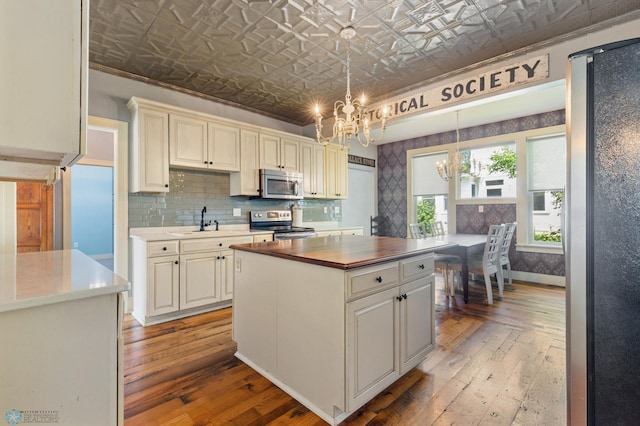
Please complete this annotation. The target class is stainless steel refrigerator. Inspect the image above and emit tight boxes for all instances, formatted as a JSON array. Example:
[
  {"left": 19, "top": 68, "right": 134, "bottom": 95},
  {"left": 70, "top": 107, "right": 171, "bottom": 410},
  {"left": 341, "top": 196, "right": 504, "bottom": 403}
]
[{"left": 566, "top": 38, "right": 640, "bottom": 425}]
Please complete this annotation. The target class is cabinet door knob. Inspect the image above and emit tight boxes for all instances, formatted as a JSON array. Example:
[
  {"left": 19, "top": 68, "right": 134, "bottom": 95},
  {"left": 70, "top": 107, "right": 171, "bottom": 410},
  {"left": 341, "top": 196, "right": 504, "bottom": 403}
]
[
  {"left": 209, "top": 161, "right": 213, "bottom": 165},
  {"left": 219, "top": 243, "right": 223, "bottom": 247},
  {"left": 217, "top": 256, "right": 220, "bottom": 259},
  {"left": 174, "top": 260, "right": 178, "bottom": 265},
  {"left": 375, "top": 276, "right": 382, "bottom": 283},
  {"left": 402, "top": 293, "right": 408, "bottom": 299},
  {"left": 221, "top": 256, "right": 225, "bottom": 259},
  {"left": 164, "top": 184, "right": 169, "bottom": 188},
  {"left": 396, "top": 295, "right": 403, "bottom": 302},
  {"left": 163, "top": 247, "right": 167, "bottom": 251},
  {"left": 418, "top": 264, "right": 425, "bottom": 269},
  {"left": 204, "top": 161, "right": 208, "bottom": 164}
]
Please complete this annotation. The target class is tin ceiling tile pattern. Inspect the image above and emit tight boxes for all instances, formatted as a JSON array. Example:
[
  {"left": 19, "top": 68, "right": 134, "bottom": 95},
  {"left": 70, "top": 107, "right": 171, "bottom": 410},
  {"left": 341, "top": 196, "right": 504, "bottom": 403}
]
[{"left": 89, "top": 0, "right": 640, "bottom": 125}]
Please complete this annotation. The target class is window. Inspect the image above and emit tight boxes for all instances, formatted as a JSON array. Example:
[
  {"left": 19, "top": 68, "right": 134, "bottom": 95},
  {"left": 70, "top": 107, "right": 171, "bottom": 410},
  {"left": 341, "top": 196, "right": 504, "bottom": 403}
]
[
  {"left": 526, "top": 133, "right": 566, "bottom": 246},
  {"left": 410, "top": 153, "right": 450, "bottom": 233},
  {"left": 407, "top": 124, "right": 565, "bottom": 255},
  {"left": 457, "top": 143, "right": 516, "bottom": 199}
]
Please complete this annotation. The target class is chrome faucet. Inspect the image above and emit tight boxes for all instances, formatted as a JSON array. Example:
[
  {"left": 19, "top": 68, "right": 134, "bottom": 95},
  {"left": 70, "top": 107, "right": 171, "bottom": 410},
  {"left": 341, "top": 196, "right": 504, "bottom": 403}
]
[{"left": 200, "top": 206, "right": 207, "bottom": 231}]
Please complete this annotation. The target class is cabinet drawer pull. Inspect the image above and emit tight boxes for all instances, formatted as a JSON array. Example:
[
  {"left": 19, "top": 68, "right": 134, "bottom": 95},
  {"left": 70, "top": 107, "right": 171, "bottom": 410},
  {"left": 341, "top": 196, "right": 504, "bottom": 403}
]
[
  {"left": 418, "top": 264, "right": 425, "bottom": 269},
  {"left": 375, "top": 276, "right": 382, "bottom": 283}
]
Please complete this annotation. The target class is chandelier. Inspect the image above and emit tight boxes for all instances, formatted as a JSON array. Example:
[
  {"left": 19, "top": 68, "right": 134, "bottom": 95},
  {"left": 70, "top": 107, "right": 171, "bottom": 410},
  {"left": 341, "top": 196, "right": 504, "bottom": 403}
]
[
  {"left": 436, "top": 110, "right": 462, "bottom": 181},
  {"left": 314, "top": 27, "right": 388, "bottom": 150}
]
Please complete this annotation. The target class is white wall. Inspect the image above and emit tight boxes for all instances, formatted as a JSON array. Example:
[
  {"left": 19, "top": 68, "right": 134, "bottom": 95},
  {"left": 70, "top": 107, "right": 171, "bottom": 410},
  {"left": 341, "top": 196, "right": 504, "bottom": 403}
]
[{"left": 0, "top": 182, "right": 16, "bottom": 254}]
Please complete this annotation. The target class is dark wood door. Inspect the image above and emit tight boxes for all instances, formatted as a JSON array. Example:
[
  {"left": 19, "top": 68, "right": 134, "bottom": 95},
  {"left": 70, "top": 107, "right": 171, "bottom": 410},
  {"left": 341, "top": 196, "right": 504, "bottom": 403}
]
[{"left": 16, "top": 182, "right": 53, "bottom": 252}]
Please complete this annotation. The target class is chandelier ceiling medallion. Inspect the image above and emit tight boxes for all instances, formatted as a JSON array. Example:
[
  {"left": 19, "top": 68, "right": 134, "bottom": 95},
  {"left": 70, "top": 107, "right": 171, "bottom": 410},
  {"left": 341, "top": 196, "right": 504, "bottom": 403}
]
[
  {"left": 314, "top": 27, "right": 389, "bottom": 150},
  {"left": 436, "top": 110, "right": 462, "bottom": 181}
]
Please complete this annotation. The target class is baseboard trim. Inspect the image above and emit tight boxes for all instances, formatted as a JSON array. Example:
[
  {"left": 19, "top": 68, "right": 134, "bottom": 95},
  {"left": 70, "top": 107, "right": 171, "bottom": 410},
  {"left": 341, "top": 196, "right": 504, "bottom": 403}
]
[{"left": 512, "top": 271, "right": 565, "bottom": 287}]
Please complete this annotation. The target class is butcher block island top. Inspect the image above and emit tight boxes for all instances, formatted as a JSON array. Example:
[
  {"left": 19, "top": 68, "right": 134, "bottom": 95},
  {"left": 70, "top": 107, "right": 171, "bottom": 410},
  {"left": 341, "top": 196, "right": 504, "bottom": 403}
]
[
  {"left": 230, "top": 234, "right": 455, "bottom": 270},
  {"left": 232, "top": 235, "right": 447, "bottom": 425}
]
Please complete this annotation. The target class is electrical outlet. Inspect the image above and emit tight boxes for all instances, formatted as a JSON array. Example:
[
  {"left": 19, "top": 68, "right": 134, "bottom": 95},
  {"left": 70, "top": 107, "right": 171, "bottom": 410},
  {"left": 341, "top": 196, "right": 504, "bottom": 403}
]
[
  {"left": 233, "top": 208, "right": 241, "bottom": 217},
  {"left": 478, "top": 205, "right": 484, "bottom": 213},
  {"left": 324, "top": 207, "right": 328, "bottom": 213},
  {"left": 73, "top": 242, "right": 78, "bottom": 248},
  {"left": 235, "top": 257, "right": 241, "bottom": 272},
  {"left": 335, "top": 206, "right": 340, "bottom": 214}
]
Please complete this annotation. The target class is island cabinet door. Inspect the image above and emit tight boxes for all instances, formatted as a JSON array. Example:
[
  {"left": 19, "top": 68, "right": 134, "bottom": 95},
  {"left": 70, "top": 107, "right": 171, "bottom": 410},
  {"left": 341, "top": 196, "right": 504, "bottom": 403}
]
[
  {"left": 346, "top": 287, "right": 400, "bottom": 412},
  {"left": 179, "top": 252, "right": 219, "bottom": 310},
  {"left": 147, "top": 255, "right": 180, "bottom": 316},
  {"left": 399, "top": 275, "right": 435, "bottom": 374}
]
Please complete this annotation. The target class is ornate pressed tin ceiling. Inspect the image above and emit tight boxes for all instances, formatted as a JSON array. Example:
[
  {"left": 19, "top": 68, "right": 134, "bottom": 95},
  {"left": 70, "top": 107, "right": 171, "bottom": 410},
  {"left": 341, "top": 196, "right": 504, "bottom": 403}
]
[{"left": 89, "top": 0, "right": 640, "bottom": 125}]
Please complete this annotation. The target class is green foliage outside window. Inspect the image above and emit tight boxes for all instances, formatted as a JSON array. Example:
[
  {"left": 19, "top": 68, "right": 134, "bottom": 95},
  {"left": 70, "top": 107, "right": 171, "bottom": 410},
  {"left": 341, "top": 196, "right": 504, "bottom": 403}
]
[
  {"left": 416, "top": 198, "right": 436, "bottom": 234},
  {"left": 534, "top": 227, "right": 562, "bottom": 242},
  {"left": 487, "top": 146, "right": 517, "bottom": 179}
]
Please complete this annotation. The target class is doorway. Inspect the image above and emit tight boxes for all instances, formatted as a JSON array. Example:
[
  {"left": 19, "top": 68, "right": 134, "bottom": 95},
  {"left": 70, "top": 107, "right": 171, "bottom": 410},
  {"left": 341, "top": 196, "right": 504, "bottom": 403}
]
[
  {"left": 342, "top": 165, "right": 376, "bottom": 235},
  {"left": 62, "top": 116, "right": 128, "bottom": 280}
]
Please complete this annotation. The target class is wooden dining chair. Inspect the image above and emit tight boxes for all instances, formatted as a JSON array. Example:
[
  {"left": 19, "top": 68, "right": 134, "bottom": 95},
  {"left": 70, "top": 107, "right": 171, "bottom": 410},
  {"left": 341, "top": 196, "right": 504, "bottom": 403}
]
[
  {"left": 500, "top": 222, "right": 517, "bottom": 286},
  {"left": 469, "top": 224, "right": 506, "bottom": 305}
]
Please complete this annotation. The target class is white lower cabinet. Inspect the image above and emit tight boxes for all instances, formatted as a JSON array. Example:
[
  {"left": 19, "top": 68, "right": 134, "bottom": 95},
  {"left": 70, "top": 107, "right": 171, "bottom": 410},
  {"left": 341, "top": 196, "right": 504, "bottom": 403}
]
[
  {"left": 147, "top": 254, "right": 180, "bottom": 316},
  {"left": 132, "top": 235, "right": 251, "bottom": 325},
  {"left": 233, "top": 251, "right": 435, "bottom": 424}
]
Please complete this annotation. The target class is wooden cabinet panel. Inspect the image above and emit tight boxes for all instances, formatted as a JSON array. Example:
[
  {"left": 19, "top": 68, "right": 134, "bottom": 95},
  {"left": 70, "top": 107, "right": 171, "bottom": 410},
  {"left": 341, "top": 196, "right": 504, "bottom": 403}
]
[
  {"left": 230, "top": 129, "right": 260, "bottom": 196},
  {"left": 147, "top": 255, "right": 180, "bottom": 316},
  {"left": 16, "top": 183, "right": 53, "bottom": 253},
  {"left": 180, "top": 253, "right": 219, "bottom": 309},
  {"left": 399, "top": 276, "right": 435, "bottom": 374}
]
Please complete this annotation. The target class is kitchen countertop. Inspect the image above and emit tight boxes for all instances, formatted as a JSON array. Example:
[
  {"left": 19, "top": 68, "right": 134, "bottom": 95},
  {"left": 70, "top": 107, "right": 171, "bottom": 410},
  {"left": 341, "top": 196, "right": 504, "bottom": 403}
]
[
  {"left": 230, "top": 234, "right": 456, "bottom": 270},
  {"left": 0, "top": 249, "right": 130, "bottom": 313},
  {"left": 130, "top": 226, "right": 272, "bottom": 242}
]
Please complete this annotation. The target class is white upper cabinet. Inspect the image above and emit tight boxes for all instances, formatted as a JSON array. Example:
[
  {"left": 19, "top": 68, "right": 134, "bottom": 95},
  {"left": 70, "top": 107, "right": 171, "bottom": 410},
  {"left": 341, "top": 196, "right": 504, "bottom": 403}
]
[
  {"left": 260, "top": 133, "right": 300, "bottom": 172},
  {"left": 0, "top": 0, "right": 87, "bottom": 177},
  {"left": 169, "top": 114, "right": 208, "bottom": 169},
  {"left": 230, "top": 129, "right": 261, "bottom": 196},
  {"left": 128, "top": 98, "right": 170, "bottom": 193},
  {"left": 207, "top": 122, "right": 240, "bottom": 172},
  {"left": 169, "top": 114, "right": 240, "bottom": 172},
  {"left": 299, "top": 142, "right": 326, "bottom": 198},
  {"left": 325, "top": 144, "right": 349, "bottom": 199}
]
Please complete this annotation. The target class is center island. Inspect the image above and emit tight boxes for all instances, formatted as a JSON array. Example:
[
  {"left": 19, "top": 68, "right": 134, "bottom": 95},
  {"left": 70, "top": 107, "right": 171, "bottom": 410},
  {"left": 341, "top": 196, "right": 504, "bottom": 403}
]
[{"left": 231, "top": 235, "right": 455, "bottom": 425}]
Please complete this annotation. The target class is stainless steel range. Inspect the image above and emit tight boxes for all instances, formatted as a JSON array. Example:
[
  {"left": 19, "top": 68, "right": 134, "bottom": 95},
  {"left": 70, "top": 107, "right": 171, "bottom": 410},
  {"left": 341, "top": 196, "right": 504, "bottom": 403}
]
[{"left": 250, "top": 210, "right": 316, "bottom": 240}]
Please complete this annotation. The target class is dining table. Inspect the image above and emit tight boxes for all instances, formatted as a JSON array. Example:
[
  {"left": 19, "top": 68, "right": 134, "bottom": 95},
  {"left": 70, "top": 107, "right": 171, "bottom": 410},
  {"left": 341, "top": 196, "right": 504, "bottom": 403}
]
[{"left": 431, "top": 233, "right": 488, "bottom": 303}]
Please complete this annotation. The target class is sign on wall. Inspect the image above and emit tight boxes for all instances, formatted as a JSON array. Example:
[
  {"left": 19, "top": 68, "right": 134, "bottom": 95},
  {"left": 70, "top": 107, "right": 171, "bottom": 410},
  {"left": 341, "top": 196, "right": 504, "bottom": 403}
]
[{"left": 366, "top": 54, "right": 549, "bottom": 124}]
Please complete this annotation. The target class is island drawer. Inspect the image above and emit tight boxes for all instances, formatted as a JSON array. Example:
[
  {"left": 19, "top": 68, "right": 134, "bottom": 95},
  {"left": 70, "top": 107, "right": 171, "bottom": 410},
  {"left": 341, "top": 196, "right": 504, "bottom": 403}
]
[
  {"left": 400, "top": 253, "right": 434, "bottom": 281},
  {"left": 347, "top": 263, "right": 399, "bottom": 300},
  {"left": 181, "top": 235, "right": 253, "bottom": 253},
  {"left": 148, "top": 240, "right": 179, "bottom": 257}
]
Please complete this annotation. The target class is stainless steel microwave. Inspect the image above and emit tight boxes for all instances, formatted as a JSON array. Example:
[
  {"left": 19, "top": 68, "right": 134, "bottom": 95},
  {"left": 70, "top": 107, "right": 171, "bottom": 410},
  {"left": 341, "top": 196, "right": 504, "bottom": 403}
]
[{"left": 259, "top": 169, "right": 304, "bottom": 200}]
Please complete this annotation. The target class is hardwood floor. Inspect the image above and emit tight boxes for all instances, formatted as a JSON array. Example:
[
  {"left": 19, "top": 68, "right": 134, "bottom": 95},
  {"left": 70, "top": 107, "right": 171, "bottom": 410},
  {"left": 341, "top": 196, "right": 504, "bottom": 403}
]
[{"left": 123, "top": 277, "right": 566, "bottom": 425}]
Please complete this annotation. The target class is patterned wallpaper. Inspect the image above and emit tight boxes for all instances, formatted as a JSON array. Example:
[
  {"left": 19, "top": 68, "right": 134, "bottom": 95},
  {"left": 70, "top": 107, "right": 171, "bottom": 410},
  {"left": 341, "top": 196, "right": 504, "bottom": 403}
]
[{"left": 377, "top": 110, "right": 566, "bottom": 276}]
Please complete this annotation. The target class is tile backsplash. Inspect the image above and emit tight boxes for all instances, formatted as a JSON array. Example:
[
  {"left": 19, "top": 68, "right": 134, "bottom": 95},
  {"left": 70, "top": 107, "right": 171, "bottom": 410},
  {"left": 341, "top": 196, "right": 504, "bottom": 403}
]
[{"left": 128, "top": 169, "right": 341, "bottom": 228}]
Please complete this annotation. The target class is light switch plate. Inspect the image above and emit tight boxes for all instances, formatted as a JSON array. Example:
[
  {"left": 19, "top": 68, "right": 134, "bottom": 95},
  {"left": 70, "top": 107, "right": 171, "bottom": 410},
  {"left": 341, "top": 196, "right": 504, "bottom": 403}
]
[{"left": 478, "top": 205, "right": 484, "bottom": 213}]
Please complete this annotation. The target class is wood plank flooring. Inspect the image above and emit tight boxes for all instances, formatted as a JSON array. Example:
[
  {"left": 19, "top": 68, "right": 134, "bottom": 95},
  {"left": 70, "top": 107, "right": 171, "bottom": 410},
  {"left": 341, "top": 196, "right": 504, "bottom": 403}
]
[{"left": 123, "top": 276, "right": 566, "bottom": 425}]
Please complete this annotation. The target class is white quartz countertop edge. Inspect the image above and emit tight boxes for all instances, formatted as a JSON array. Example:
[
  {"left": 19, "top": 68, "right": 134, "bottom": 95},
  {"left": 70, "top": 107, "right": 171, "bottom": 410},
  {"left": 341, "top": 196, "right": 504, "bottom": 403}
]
[
  {"left": 0, "top": 282, "right": 130, "bottom": 313},
  {"left": 0, "top": 250, "right": 130, "bottom": 313},
  {"left": 130, "top": 225, "right": 272, "bottom": 242}
]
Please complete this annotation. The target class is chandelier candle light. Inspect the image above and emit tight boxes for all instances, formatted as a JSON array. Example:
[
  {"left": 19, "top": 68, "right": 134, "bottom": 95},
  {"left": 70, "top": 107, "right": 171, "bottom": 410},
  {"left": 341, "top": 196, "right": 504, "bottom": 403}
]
[
  {"left": 314, "top": 27, "right": 389, "bottom": 150},
  {"left": 436, "top": 110, "right": 462, "bottom": 181}
]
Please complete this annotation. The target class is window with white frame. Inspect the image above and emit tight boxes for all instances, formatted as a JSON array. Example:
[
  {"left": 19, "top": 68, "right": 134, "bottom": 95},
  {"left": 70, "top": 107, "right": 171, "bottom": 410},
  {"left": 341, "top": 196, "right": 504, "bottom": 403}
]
[
  {"left": 406, "top": 124, "right": 566, "bottom": 255},
  {"left": 457, "top": 143, "right": 517, "bottom": 199},
  {"left": 526, "top": 133, "right": 566, "bottom": 246},
  {"left": 411, "top": 152, "right": 450, "bottom": 234}
]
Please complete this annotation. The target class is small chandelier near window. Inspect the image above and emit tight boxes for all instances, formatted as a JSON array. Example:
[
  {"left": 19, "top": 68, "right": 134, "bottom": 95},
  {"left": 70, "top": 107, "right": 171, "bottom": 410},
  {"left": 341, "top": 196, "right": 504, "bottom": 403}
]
[
  {"left": 436, "top": 110, "right": 462, "bottom": 181},
  {"left": 314, "top": 27, "right": 389, "bottom": 150}
]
